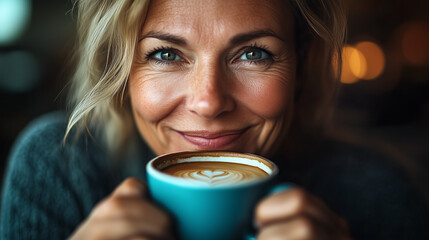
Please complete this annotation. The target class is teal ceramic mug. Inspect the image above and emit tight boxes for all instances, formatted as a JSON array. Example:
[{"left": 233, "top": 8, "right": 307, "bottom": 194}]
[{"left": 146, "top": 151, "right": 279, "bottom": 240}]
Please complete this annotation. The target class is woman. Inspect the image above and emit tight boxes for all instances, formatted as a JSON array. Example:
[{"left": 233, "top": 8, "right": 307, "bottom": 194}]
[{"left": 1, "top": 0, "right": 427, "bottom": 239}]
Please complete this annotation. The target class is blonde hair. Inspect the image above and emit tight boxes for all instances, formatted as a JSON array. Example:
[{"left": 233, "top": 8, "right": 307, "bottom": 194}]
[
  {"left": 65, "top": 0, "right": 149, "bottom": 152},
  {"left": 65, "top": 0, "right": 346, "bottom": 154}
]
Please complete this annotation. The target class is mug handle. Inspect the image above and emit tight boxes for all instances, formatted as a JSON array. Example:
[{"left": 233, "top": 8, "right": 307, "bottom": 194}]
[{"left": 243, "top": 183, "right": 295, "bottom": 240}]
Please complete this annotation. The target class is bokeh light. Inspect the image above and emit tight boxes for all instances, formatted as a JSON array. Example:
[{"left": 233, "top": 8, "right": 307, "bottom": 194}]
[
  {"left": 0, "top": 0, "right": 32, "bottom": 45},
  {"left": 340, "top": 46, "right": 365, "bottom": 84},
  {"left": 0, "top": 51, "right": 41, "bottom": 93},
  {"left": 355, "top": 41, "right": 386, "bottom": 80},
  {"left": 399, "top": 21, "right": 429, "bottom": 66},
  {"left": 339, "top": 42, "right": 386, "bottom": 84}
]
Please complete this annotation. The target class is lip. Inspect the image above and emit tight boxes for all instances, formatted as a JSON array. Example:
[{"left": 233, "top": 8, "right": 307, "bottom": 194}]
[{"left": 176, "top": 128, "right": 249, "bottom": 149}]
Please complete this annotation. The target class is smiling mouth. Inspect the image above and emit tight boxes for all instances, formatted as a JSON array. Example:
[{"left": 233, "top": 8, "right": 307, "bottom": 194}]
[{"left": 176, "top": 128, "right": 249, "bottom": 149}]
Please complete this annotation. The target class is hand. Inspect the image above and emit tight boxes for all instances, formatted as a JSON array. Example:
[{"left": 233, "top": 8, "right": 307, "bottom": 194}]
[
  {"left": 254, "top": 187, "right": 351, "bottom": 240},
  {"left": 69, "top": 178, "right": 173, "bottom": 240}
]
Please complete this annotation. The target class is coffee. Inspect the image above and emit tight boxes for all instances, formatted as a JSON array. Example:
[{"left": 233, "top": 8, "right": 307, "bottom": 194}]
[
  {"left": 152, "top": 151, "right": 274, "bottom": 186},
  {"left": 163, "top": 161, "right": 268, "bottom": 185},
  {"left": 147, "top": 151, "right": 278, "bottom": 240}
]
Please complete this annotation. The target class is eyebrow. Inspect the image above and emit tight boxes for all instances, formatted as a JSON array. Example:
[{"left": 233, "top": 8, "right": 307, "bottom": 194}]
[
  {"left": 229, "top": 29, "right": 285, "bottom": 45},
  {"left": 139, "top": 29, "right": 284, "bottom": 45},
  {"left": 139, "top": 31, "right": 188, "bottom": 45}
]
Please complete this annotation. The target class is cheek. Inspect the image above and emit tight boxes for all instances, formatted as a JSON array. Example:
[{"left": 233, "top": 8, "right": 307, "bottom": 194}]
[
  {"left": 128, "top": 69, "right": 185, "bottom": 122},
  {"left": 236, "top": 70, "right": 294, "bottom": 119}
]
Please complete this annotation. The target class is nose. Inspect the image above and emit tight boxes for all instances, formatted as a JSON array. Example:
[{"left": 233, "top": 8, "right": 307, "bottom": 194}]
[{"left": 186, "top": 60, "right": 235, "bottom": 119}]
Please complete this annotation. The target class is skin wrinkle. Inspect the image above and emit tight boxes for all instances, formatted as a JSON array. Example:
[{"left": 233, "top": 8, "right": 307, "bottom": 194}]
[{"left": 128, "top": 0, "right": 296, "bottom": 155}]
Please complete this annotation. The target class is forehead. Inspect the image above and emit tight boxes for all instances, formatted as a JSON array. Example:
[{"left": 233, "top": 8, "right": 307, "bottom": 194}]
[{"left": 142, "top": 0, "right": 294, "bottom": 41}]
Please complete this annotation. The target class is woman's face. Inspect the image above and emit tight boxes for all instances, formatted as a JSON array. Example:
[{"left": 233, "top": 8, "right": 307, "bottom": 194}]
[{"left": 129, "top": 0, "right": 296, "bottom": 156}]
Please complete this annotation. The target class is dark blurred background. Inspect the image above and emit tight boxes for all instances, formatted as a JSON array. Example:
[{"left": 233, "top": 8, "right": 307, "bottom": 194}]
[
  {"left": 0, "top": 0, "right": 428, "bottom": 200},
  {"left": 0, "top": 0, "right": 75, "bottom": 178}
]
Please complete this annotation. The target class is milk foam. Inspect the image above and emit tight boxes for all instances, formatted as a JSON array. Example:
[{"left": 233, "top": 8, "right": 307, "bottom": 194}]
[
  {"left": 163, "top": 161, "right": 268, "bottom": 185},
  {"left": 178, "top": 170, "right": 244, "bottom": 184}
]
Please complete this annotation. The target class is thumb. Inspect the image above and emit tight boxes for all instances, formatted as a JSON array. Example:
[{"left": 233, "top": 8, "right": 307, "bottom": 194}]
[{"left": 111, "top": 177, "right": 147, "bottom": 198}]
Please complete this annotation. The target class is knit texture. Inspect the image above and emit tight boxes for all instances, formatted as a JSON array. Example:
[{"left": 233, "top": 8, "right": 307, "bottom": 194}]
[
  {"left": 0, "top": 112, "right": 154, "bottom": 239},
  {"left": 1, "top": 112, "right": 428, "bottom": 239}
]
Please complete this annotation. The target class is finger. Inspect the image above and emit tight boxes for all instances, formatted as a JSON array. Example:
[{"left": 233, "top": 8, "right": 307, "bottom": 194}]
[
  {"left": 80, "top": 217, "right": 173, "bottom": 240},
  {"left": 81, "top": 196, "right": 173, "bottom": 240},
  {"left": 256, "top": 187, "right": 346, "bottom": 231},
  {"left": 255, "top": 188, "right": 347, "bottom": 232},
  {"left": 93, "top": 196, "right": 171, "bottom": 226},
  {"left": 89, "top": 198, "right": 173, "bottom": 240},
  {"left": 112, "top": 177, "right": 147, "bottom": 198},
  {"left": 257, "top": 215, "right": 328, "bottom": 240},
  {"left": 257, "top": 215, "right": 352, "bottom": 240},
  {"left": 305, "top": 192, "right": 349, "bottom": 233},
  {"left": 308, "top": 195, "right": 350, "bottom": 234}
]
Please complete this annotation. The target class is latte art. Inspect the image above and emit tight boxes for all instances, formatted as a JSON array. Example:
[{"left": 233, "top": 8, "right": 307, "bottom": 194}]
[
  {"left": 176, "top": 169, "right": 248, "bottom": 185},
  {"left": 163, "top": 162, "right": 268, "bottom": 185}
]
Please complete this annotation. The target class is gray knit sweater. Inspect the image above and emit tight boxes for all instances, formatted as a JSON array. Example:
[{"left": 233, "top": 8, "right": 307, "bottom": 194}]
[
  {"left": 1, "top": 112, "right": 428, "bottom": 239},
  {"left": 0, "top": 112, "right": 155, "bottom": 239}
]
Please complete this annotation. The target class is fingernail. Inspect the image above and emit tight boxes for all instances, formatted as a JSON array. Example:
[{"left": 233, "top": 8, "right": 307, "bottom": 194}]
[{"left": 269, "top": 183, "right": 294, "bottom": 195}]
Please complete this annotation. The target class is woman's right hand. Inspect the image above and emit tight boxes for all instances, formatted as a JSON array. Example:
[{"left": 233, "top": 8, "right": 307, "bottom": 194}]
[{"left": 69, "top": 177, "right": 173, "bottom": 240}]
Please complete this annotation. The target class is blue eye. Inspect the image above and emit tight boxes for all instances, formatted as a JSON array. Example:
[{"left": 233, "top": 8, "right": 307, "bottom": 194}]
[
  {"left": 153, "top": 50, "right": 181, "bottom": 61},
  {"left": 239, "top": 49, "right": 268, "bottom": 60}
]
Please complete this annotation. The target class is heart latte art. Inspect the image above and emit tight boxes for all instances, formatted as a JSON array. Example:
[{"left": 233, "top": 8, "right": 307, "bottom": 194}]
[{"left": 162, "top": 162, "right": 269, "bottom": 185}]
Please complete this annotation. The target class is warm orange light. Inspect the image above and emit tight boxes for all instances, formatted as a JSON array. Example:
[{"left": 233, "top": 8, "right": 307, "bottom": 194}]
[
  {"left": 401, "top": 21, "right": 429, "bottom": 66},
  {"left": 355, "top": 41, "right": 385, "bottom": 80},
  {"left": 348, "top": 47, "right": 367, "bottom": 79},
  {"left": 340, "top": 46, "right": 365, "bottom": 84}
]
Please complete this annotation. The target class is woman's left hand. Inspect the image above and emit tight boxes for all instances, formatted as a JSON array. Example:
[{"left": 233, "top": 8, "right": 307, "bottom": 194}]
[{"left": 254, "top": 187, "right": 352, "bottom": 240}]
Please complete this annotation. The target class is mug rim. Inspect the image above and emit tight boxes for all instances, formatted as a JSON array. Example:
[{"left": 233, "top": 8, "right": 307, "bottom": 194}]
[{"left": 146, "top": 151, "right": 279, "bottom": 189}]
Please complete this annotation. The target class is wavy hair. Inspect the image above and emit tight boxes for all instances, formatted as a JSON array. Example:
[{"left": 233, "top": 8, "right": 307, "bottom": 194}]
[
  {"left": 65, "top": 0, "right": 346, "bottom": 154},
  {"left": 288, "top": 0, "right": 346, "bottom": 143}
]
